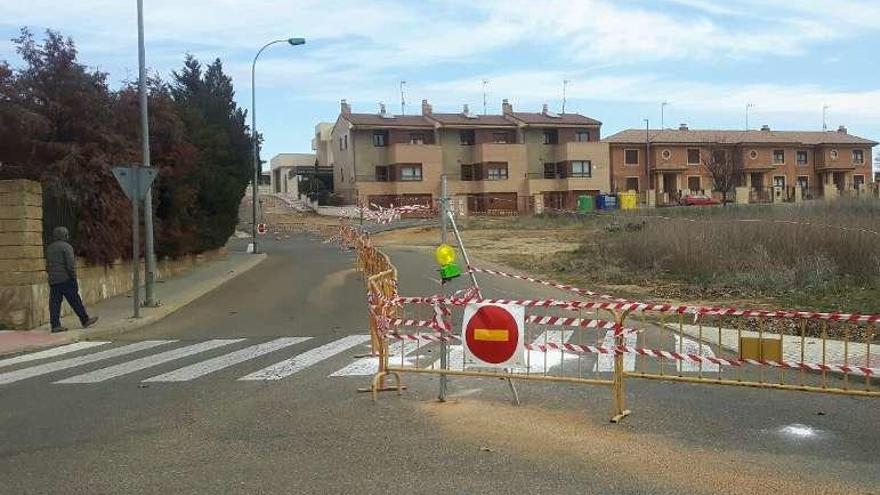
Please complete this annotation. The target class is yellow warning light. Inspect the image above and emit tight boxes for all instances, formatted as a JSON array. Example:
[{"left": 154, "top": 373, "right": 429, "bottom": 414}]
[{"left": 435, "top": 244, "right": 457, "bottom": 266}]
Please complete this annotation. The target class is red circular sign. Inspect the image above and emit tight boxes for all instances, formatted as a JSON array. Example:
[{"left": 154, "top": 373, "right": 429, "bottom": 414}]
[
  {"left": 257, "top": 223, "right": 267, "bottom": 235},
  {"left": 465, "top": 305, "right": 519, "bottom": 364}
]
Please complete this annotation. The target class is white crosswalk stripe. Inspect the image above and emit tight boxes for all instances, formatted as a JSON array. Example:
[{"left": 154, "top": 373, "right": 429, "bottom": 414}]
[
  {"left": 0, "top": 341, "right": 175, "bottom": 385},
  {"left": 329, "top": 339, "right": 421, "bottom": 377},
  {"left": 0, "top": 341, "right": 110, "bottom": 370},
  {"left": 240, "top": 335, "right": 370, "bottom": 381},
  {"left": 144, "top": 337, "right": 311, "bottom": 382},
  {"left": 595, "top": 330, "right": 638, "bottom": 372},
  {"left": 674, "top": 335, "right": 721, "bottom": 373},
  {"left": 56, "top": 339, "right": 244, "bottom": 384}
]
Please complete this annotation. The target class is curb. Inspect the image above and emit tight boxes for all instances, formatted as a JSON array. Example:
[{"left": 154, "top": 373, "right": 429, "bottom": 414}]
[{"left": 0, "top": 253, "right": 267, "bottom": 357}]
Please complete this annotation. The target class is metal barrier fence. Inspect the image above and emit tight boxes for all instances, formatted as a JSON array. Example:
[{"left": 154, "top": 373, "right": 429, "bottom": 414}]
[{"left": 331, "top": 220, "right": 879, "bottom": 422}]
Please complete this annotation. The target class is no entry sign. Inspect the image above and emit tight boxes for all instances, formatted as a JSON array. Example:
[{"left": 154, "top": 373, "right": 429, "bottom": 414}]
[
  {"left": 462, "top": 303, "right": 525, "bottom": 368},
  {"left": 257, "top": 223, "right": 268, "bottom": 235}
]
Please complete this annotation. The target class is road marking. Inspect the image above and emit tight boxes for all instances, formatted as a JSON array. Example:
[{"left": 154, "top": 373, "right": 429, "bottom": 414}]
[
  {"left": 239, "top": 335, "right": 370, "bottom": 381},
  {"left": 143, "top": 337, "right": 311, "bottom": 382},
  {"left": 0, "top": 341, "right": 110, "bottom": 370},
  {"left": 329, "top": 339, "right": 422, "bottom": 376},
  {"left": 595, "top": 330, "right": 638, "bottom": 372},
  {"left": 674, "top": 335, "right": 721, "bottom": 373},
  {"left": 55, "top": 339, "right": 244, "bottom": 384},
  {"left": 0, "top": 341, "right": 174, "bottom": 385},
  {"left": 510, "top": 329, "right": 575, "bottom": 373}
]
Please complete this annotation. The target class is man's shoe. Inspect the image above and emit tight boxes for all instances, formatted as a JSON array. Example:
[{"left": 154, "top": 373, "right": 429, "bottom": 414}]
[
  {"left": 82, "top": 317, "right": 99, "bottom": 329},
  {"left": 51, "top": 326, "right": 68, "bottom": 333}
]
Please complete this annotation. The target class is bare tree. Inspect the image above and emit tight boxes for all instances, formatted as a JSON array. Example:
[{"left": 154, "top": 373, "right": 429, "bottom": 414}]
[{"left": 703, "top": 142, "right": 743, "bottom": 206}]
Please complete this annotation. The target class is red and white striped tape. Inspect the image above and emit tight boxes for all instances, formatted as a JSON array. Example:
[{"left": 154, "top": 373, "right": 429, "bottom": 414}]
[{"left": 469, "top": 267, "right": 627, "bottom": 302}]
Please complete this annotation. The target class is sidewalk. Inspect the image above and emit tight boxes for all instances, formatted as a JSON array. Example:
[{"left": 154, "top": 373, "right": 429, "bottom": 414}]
[{"left": 0, "top": 252, "right": 266, "bottom": 357}]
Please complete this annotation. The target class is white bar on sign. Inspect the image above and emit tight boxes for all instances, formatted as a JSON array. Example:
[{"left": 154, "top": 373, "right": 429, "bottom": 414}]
[
  {"left": 143, "top": 337, "right": 311, "bottom": 382},
  {"left": 0, "top": 341, "right": 175, "bottom": 385},
  {"left": 55, "top": 339, "right": 244, "bottom": 384},
  {"left": 0, "top": 341, "right": 110, "bottom": 370},
  {"left": 240, "top": 335, "right": 370, "bottom": 381}
]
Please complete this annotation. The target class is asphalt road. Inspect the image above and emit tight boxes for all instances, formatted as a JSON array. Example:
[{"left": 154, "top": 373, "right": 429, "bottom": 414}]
[{"left": 1, "top": 233, "right": 878, "bottom": 494}]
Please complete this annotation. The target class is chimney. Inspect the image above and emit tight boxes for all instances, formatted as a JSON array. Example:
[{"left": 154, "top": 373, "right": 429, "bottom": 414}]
[
  {"left": 761, "top": 124, "right": 771, "bottom": 131},
  {"left": 838, "top": 125, "right": 848, "bottom": 134},
  {"left": 541, "top": 103, "right": 549, "bottom": 115},
  {"left": 340, "top": 99, "right": 351, "bottom": 115},
  {"left": 462, "top": 104, "right": 470, "bottom": 115},
  {"left": 378, "top": 102, "right": 387, "bottom": 115},
  {"left": 678, "top": 123, "right": 688, "bottom": 131},
  {"left": 502, "top": 98, "right": 513, "bottom": 114},
  {"left": 421, "top": 99, "right": 432, "bottom": 115}
]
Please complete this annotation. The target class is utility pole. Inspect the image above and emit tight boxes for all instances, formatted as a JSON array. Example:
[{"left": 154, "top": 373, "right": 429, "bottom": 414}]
[
  {"left": 400, "top": 80, "right": 406, "bottom": 115},
  {"left": 822, "top": 104, "right": 829, "bottom": 131},
  {"left": 661, "top": 101, "right": 669, "bottom": 129},
  {"left": 482, "top": 79, "right": 489, "bottom": 115},
  {"left": 644, "top": 118, "right": 650, "bottom": 188},
  {"left": 562, "top": 79, "right": 570, "bottom": 114},
  {"left": 745, "top": 103, "right": 754, "bottom": 130},
  {"left": 137, "top": 0, "right": 157, "bottom": 307}
]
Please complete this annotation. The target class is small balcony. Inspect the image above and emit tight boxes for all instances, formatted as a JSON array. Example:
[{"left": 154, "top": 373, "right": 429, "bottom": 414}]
[{"left": 475, "top": 143, "right": 527, "bottom": 164}]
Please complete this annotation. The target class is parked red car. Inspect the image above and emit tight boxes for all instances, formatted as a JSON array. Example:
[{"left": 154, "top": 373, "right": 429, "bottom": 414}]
[{"left": 679, "top": 194, "right": 719, "bottom": 206}]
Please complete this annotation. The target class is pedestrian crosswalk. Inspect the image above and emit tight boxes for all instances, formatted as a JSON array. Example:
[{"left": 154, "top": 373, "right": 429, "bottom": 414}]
[{"left": 0, "top": 330, "right": 724, "bottom": 387}]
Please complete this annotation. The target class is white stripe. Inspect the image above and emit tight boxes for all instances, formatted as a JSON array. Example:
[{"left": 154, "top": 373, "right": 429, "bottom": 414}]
[
  {"left": 143, "top": 337, "right": 311, "bottom": 382},
  {"left": 675, "top": 335, "right": 720, "bottom": 372},
  {"left": 0, "top": 341, "right": 174, "bottom": 385},
  {"left": 329, "top": 339, "right": 421, "bottom": 377},
  {"left": 511, "top": 329, "right": 575, "bottom": 372},
  {"left": 56, "top": 339, "right": 244, "bottom": 384},
  {"left": 595, "top": 330, "right": 637, "bottom": 372},
  {"left": 0, "top": 341, "right": 110, "bottom": 370},
  {"left": 240, "top": 335, "right": 370, "bottom": 381}
]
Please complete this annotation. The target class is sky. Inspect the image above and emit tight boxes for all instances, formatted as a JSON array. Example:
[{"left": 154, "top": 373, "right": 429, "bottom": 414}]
[{"left": 2, "top": 0, "right": 880, "bottom": 169}]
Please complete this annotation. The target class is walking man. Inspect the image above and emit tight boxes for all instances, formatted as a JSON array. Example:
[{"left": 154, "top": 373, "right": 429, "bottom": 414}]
[{"left": 45, "top": 226, "right": 98, "bottom": 333}]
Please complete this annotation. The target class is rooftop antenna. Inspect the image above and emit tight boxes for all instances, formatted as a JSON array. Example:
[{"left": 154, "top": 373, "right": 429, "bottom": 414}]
[
  {"left": 400, "top": 80, "right": 407, "bottom": 115},
  {"left": 745, "top": 103, "right": 755, "bottom": 130},
  {"left": 822, "top": 104, "right": 829, "bottom": 131},
  {"left": 562, "top": 79, "right": 570, "bottom": 114},
  {"left": 660, "top": 101, "right": 669, "bottom": 129},
  {"left": 482, "top": 79, "right": 489, "bottom": 115}
]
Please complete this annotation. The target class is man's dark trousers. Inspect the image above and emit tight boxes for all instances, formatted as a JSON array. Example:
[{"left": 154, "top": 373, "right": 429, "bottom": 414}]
[{"left": 49, "top": 278, "right": 89, "bottom": 329}]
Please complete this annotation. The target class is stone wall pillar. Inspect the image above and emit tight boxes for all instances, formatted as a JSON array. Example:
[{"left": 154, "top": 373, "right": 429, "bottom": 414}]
[
  {"left": 794, "top": 186, "right": 803, "bottom": 203},
  {"left": 0, "top": 180, "right": 46, "bottom": 329},
  {"left": 532, "top": 193, "right": 544, "bottom": 215},
  {"left": 646, "top": 189, "right": 657, "bottom": 208},
  {"left": 734, "top": 186, "right": 750, "bottom": 205}
]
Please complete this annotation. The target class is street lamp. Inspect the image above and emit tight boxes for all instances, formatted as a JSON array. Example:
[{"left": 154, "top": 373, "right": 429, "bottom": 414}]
[{"left": 250, "top": 37, "right": 305, "bottom": 254}]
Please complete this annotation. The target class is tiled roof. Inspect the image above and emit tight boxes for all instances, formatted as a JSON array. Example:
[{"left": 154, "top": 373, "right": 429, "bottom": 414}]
[
  {"left": 603, "top": 129, "right": 878, "bottom": 146},
  {"left": 341, "top": 113, "right": 434, "bottom": 128},
  {"left": 507, "top": 112, "right": 601, "bottom": 126},
  {"left": 427, "top": 113, "right": 516, "bottom": 127}
]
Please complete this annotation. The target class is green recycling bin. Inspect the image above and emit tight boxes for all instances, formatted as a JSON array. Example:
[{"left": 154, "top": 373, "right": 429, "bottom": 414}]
[{"left": 577, "top": 195, "right": 595, "bottom": 213}]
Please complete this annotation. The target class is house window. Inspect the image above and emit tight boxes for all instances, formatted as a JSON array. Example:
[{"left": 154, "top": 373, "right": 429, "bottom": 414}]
[
  {"left": 372, "top": 131, "right": 387, "bottom": 147},
  {"left": 459, "top": 130, "right": 475, "bottom": 146},
  {"left": 687, "top": 176, "right": 701, "bottom": 192},
  {"left": 796, "top": 150, "right": 808, "bottom": 165},
  {"left": 375, "top": 165, "right": 389, "bottom": 182},
  {"left": 575, "top": 130, "right": 590, "bottom": 142},
  {"left": 492, "top": 131, "right": 510, "bottom": 144},
  {"left": 556, "top": 162, "right": 568, "bottom": 179},
  {"left": 749, "top": 150, "right": 758, "bottom": 160},
  {"left": 773, "top": 176, "right": 786, "bottom": 188},
  {"left": 399, "top": 164, "right": 422, "bottom": 181},
  {"left": 461, "top": 164, "right": 475, "bottom": 181},
  {"left": 625, "top": 177, "right": 639, "bottom": 192},
  {"left": 344, "top": 135, "right": 348, "bottom": 150},
  {"left": 624, "top": 149, "right": 639, "bottom": 165},
  {"left": 486, "top": 163, "right": 508, "bottom": 180},
  {"left": 797, "top": 176, "right": 809, "bottom": 190},
  {"left": 687, "top": 148, "right": 701, "bottom": 165},
  {"left": 661, "top": 149, "right": 671, "bottom": 160},
  {"left": 854, "top": 175, "right": 865, "bottom": 190},
  {"left": 830, "top": 149, "right": 839, "bottom": 160},
  {"left": 773, "top": 149, "right": 784, "bottom": 164},
  {"left": 542, "top": 129, "right": 558, "bottom": 145},
  {"left": 571, "top": 160, "right": 592, "bottom": 178},
  {"left": 853, "top": 149, "right": 864, "bottom": 164},
  {"left": 543, "top": 162, "right": 557, "bottom": 179},
  {"left": 339, "top": 137, "right": 344, "bottom": 151},
  {"left": 409, "top": 133, "right": 425, "bottom": 145}
]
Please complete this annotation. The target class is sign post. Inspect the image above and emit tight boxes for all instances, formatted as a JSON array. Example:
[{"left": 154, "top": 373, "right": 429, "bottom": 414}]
[{"left": 112, "top": 166, "right": 158, "bottom": 319}]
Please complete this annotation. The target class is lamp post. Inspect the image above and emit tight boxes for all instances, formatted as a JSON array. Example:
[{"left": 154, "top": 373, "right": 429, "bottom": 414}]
[{"left": 251, "top": 37, "right": 305, "bottom": 254}]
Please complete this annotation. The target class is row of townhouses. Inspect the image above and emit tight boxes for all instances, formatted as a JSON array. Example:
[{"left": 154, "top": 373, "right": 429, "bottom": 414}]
[{"left": 309, "top": 99, "right": 876, "bottom": 212}]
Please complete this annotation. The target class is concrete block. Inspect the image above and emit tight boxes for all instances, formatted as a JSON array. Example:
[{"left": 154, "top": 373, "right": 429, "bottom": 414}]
[
  {"left": 0, "top": 205, "right": 42, "bottom": 220},
  {"left": 735, "top": 187, "right": 750, "bottom": 205},
  {"left": 0, "top": 271, "right": 47, "bottom": 286},
  {"left": 646, "top": 189, "right": 657, "bottom": 208},
  {"left": 0, "top": 258, "right": 45, "bottom": 272},
  {"left": 0, "top": 245, "right": 44, "bottom": 260},
  {"left": 0, "top": 231, "right": 43, "bottom": 247},
  {"left": 0, "top": 218, "right": 42, "bottom": 233},
  {"left": 0, "top": 191, "right": 42, "bottom": 207},
  {"left": 0, "top": 179, "right": 41, "bottom": 195}
]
